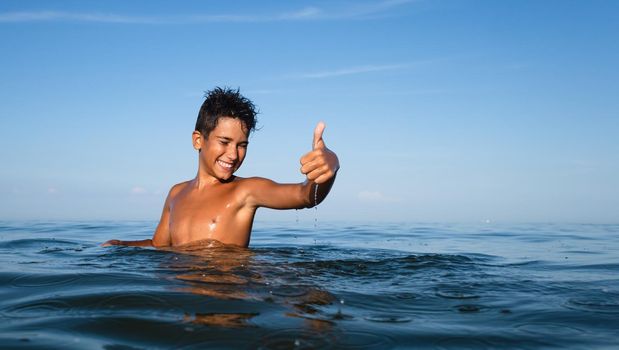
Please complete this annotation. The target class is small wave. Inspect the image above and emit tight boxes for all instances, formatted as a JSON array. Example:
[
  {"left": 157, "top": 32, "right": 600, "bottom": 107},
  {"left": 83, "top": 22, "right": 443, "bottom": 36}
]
[
  {"left": 564, "top": 295, "right": 619, "bottom": 314},
  {"left": 10, "top": 272, "right": 84, "bottom": 288},
  {"left": 435, "top": 287, "right": 480, "bottom": 300},
  {"left": 0, "top": 238, "right": 81, "bottom": 250},
  {"left": 257, "top": 328, "right": 394, "bottom": 350},
  {"left": 455, "top": 304, "right": 483, "bottom": 312},
  {"left": 515, "top": 322, "right": 585, "bottom": 336},
  {"left": 286, "top": 253, "right": 480, "bottom": 280},
  {"left": 564, "top": 263, "right": 619, "bottom": 271},
  {"left": 2, "top": 298, "right": 74, "bottom": 318},
  {"left": 434, "top": 336, "right": 497, "bottom": 349},
  {"left": 364, "top": 314, "right": 412, "bottom": 323},
  {"left": 2, "top": 290, "right": 186, "bottom": 319}
]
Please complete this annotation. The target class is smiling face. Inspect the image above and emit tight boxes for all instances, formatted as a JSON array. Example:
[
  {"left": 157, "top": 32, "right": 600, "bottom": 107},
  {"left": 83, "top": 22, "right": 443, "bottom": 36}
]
[{"left": 193, "top": 117, "right": 249, "bottom": 182}]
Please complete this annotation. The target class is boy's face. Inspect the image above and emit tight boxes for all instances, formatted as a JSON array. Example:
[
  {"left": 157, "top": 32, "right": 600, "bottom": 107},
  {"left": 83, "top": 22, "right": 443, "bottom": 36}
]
[{"left": 193, "top": 117, "right": 249, "bottom": 182}]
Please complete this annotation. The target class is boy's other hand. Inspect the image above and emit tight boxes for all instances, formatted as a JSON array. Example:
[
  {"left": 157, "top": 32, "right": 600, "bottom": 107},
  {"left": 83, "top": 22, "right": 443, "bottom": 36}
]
[
  {"left": 101, "top": 239, "right": 121, "bottom": 247},
  {"left": 300, "top": 122, "right": 339, "bottom": 184}
]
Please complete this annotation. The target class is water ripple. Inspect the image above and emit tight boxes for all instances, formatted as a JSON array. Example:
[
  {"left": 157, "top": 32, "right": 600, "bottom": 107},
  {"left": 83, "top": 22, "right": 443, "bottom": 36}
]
[
  {"left": 436, "top": 286, "right": 480, "bottom": 300},
  {"left": 364, "top": 314, "right": 412, "bottom": 323},
  {"left": 564, "top": 295, "right": 619, "bottom": 314},
  {"left": 10, "top": 273, "right": 83, "bottom": 288},
  {"left": 515, "top": 322, "right": 585, "bottom": 336},
  {"left": 257, "top": 329, "right": 394, "bottom": 350}
]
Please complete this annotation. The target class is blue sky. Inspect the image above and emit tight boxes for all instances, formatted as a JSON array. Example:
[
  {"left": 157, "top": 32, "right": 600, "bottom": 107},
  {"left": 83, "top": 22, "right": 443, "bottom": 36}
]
[{"left": 1, "top": 0, "right": 617, "bottom": 223}]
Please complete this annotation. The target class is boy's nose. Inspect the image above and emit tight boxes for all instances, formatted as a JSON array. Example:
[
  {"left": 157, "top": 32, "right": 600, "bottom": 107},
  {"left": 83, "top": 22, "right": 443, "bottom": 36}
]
[{"left": 225, "top": 147, "right": 238, "bottom": 161}]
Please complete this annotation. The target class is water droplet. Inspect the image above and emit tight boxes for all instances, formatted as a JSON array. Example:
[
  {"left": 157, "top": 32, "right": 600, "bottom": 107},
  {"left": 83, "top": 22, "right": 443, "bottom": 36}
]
[{"left": 314, "top": 206, "right": 318, "bottom": 228}]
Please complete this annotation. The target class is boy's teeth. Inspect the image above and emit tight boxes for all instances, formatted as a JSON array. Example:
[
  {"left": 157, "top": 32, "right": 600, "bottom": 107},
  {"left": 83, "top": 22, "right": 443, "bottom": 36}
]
[{"left": 218, "top": 160, "right": 232, "bottom": 168}]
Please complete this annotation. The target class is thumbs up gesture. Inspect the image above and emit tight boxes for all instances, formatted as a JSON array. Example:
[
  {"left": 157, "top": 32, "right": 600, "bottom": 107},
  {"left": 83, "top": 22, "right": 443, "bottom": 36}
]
[{"left": 300, "top": 122, "right": 340, "bottom": 184}]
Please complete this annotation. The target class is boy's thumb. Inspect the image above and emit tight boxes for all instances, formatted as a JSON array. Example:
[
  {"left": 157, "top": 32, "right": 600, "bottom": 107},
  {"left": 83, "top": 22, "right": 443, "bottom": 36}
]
[{"left": 313, "top": 122, "right": 326, "bottom": 150}]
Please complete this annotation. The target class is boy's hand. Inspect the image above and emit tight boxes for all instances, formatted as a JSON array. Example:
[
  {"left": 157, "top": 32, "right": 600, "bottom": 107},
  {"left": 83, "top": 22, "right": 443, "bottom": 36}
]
[
  {"left": 101, "top": 239, "right": 121, "bottom": 247},
  {"left": 300, "top": 122, "right": 339, "bottom": 184}
]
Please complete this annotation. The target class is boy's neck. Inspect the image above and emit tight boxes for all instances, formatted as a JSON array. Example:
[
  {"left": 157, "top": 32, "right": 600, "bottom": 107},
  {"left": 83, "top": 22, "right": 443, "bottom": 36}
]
[{"left": 193, "top": 171, "right": 236, "bottom": 189}]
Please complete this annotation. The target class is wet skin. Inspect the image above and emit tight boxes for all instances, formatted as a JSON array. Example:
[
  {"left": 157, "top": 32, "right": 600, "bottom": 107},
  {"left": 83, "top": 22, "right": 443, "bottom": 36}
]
[{"left": 103, "top": 117, "right": 339, "bottom": 248}]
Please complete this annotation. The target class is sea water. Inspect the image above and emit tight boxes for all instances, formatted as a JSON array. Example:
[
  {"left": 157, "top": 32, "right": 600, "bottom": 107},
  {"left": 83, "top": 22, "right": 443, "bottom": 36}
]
[{"left": 0, "top": 221, "right": 618, "bottom": 349}]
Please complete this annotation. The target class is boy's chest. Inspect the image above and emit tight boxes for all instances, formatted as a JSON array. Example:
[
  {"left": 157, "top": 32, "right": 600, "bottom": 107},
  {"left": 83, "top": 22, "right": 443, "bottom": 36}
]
[{"left": 167, "top": 186, "right": 251, "bottom": 245}]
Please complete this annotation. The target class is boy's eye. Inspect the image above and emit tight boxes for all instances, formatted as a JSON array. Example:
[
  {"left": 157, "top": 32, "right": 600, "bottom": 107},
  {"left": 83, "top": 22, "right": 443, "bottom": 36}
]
[
  {"left": 219, "top": 141, "right": 229, "bottom": 145},
  {"left": 239, "top": 143, "right": 248, "bottom": 149}
]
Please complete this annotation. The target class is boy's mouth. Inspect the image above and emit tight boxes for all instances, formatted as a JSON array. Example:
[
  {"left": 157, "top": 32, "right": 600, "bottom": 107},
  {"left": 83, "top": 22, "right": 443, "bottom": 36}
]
[{"left": 217, "top": 160, "right": 235, "bottom": 171}]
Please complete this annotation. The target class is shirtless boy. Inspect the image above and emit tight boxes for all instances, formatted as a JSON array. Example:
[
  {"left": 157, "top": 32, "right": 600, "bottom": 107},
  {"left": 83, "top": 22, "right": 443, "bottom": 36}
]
[{"left": 103, "top": 87, "right": 339, "bottom": 248}]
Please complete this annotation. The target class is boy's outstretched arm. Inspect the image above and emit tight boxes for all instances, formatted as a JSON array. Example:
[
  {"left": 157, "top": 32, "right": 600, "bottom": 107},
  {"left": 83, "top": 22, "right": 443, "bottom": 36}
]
[
  {"left": 102, "top": 189, "right": 173, "bottom": 247},
  {"left": 101, "top": 238, "right": 152, "bottom": 247},
  {"left": 245, "top": 122, "right": 339, "bottom": 209}
]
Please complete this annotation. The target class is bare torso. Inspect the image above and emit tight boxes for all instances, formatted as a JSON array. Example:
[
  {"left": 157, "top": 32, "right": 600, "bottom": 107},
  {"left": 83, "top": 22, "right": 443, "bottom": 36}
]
[{"left": 167, "top": 177, "right": 256, "bottom": 247}]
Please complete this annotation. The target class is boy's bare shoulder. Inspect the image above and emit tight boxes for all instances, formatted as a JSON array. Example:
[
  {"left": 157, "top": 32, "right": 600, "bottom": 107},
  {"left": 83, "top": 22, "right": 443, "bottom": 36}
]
[{"left": 168, "top": 180, "right": 191, "bottom": 198}]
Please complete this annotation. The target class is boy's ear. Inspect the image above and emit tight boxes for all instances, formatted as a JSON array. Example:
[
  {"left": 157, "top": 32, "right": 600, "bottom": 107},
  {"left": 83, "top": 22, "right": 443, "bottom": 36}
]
[{"left": 192, "top": 131, "right": 202, "bottom": 151}]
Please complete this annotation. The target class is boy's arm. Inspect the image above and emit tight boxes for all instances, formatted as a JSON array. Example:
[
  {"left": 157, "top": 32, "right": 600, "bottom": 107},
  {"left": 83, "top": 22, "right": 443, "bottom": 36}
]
[
  {"left": 102, "top": 188, "right": 174, "bottom": 247},
  {"left": 150, "top": 190, "right": 172, "bottom": 247},
  {"left": 101, "top": 239, "right": 152, "bottom": 247},
  {"left": 245, "top": 122, "right": 339, "bottom": 209}
]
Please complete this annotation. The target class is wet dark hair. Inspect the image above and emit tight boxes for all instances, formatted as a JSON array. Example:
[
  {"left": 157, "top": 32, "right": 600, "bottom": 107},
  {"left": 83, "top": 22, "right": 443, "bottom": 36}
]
[{"left": 195, "top": 87, "right": 258, "bottom": 138}]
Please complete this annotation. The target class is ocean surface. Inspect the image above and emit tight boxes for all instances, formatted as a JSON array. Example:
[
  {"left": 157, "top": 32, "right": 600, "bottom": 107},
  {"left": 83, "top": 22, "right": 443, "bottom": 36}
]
[{"left": 0, "top": 221, "right": 618, "bottom": 349}]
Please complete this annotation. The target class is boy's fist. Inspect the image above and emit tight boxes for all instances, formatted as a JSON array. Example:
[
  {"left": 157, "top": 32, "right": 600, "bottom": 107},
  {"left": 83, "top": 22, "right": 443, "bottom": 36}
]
[{"left": 301, "top": 122, "right": 339, "bottom": 184}]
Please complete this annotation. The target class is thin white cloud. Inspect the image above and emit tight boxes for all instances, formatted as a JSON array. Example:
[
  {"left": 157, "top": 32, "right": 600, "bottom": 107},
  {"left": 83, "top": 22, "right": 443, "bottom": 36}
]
[
  {"left": 277, "top": 7, "right": 323, "bottom": 21},
  {"left": 47, "top": 187, "right": 59, "bottom": 194},
  {"left": 130, "top": 186, "right": 148, "bottom": 195},
  {"left": 0, "top": 11, "right": 165, "bottom": 24},
  {"left": 376, "top": 88, "right": 449, "bottom": 95},
  {"left": 357, "top": 190, "right": 399, "bottom": 203},
  {"left": 322, "top": 0, "right": 416, "bottom": 20},
  {"left": 0, "top": 1, "right": 415, "bottom": 24},
  {"left": 288, "top": 63, "right": 413, "bottom": 79}
]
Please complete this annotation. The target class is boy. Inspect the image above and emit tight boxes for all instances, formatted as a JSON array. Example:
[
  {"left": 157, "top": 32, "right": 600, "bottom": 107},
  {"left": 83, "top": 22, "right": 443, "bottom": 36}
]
[{"left": 103, "top": 87, "right": 339, "bottom": 248}]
